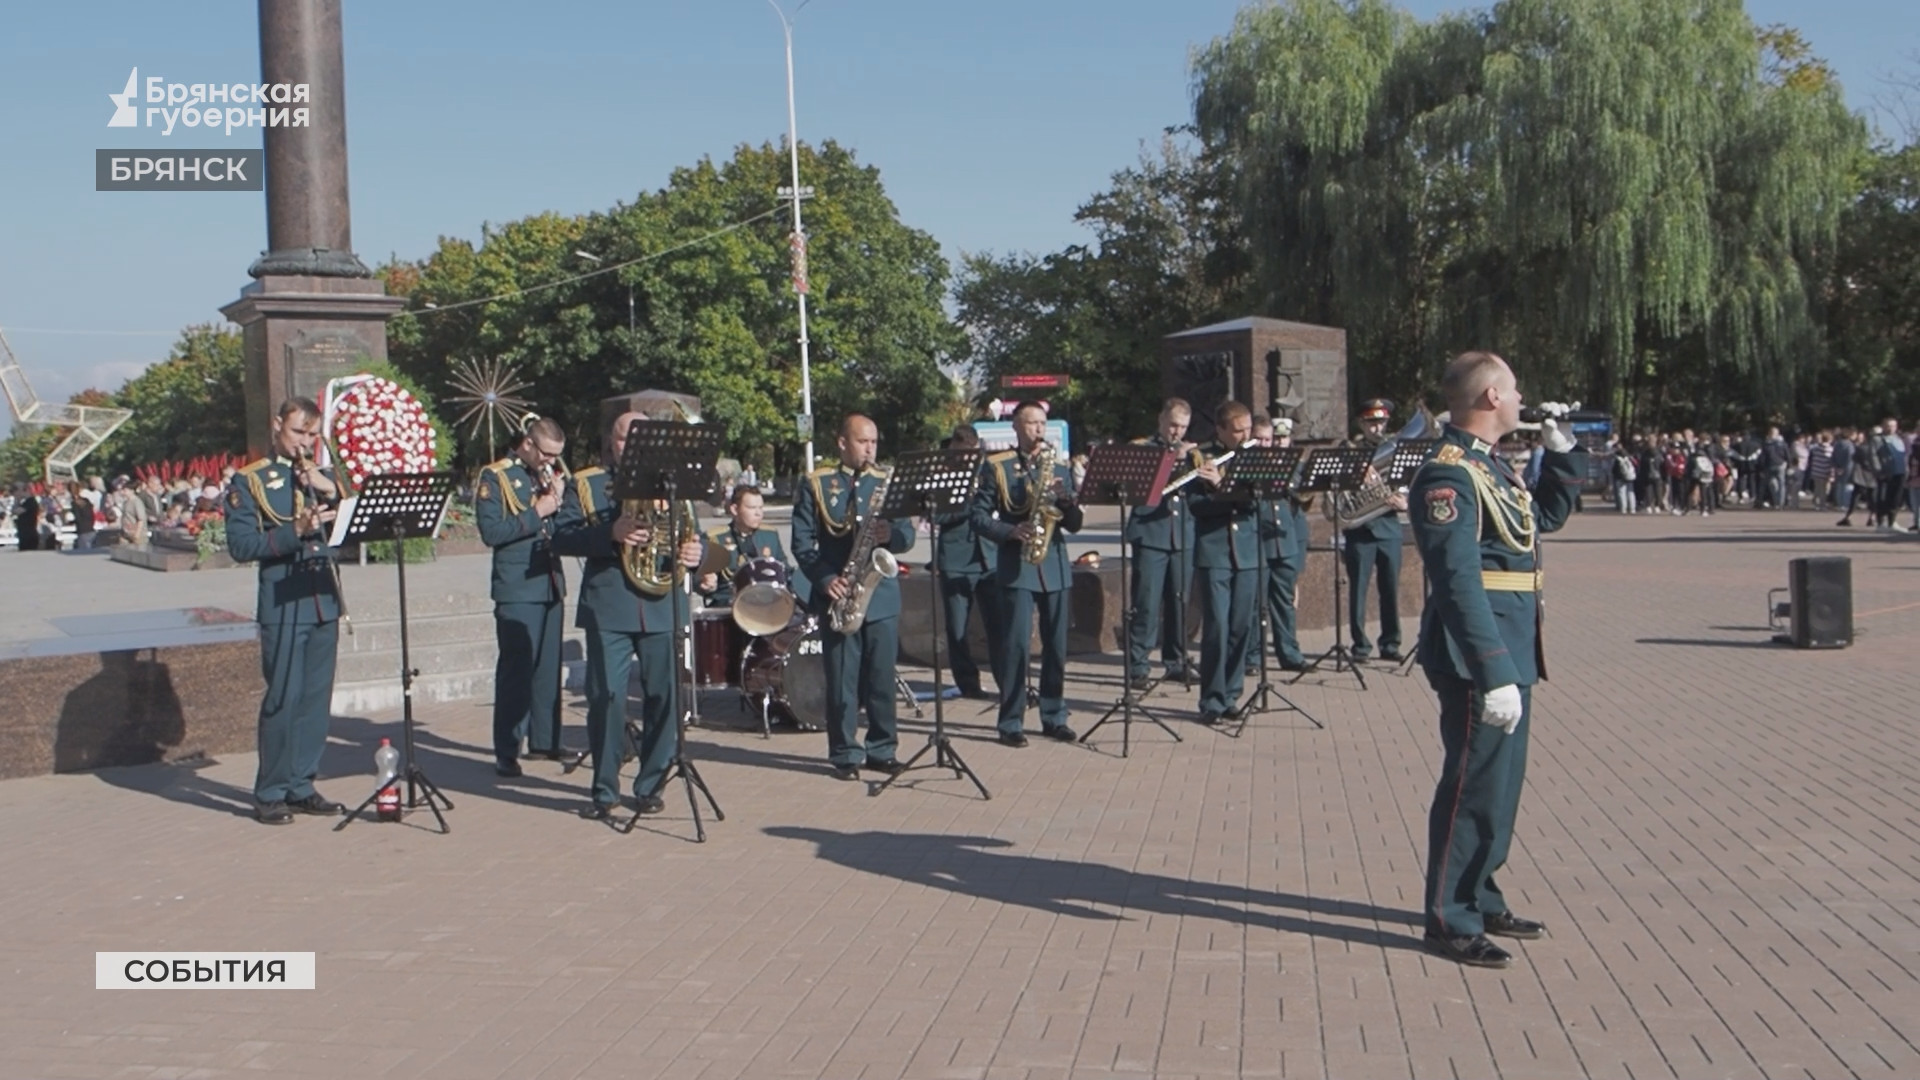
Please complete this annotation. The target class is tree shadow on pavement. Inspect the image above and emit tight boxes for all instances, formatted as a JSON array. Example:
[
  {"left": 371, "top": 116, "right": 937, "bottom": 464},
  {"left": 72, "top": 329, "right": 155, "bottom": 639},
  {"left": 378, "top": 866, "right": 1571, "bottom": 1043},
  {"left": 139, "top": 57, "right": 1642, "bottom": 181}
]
[{"left": 765, "top": 826, "right": 1427, "bottom": 952}]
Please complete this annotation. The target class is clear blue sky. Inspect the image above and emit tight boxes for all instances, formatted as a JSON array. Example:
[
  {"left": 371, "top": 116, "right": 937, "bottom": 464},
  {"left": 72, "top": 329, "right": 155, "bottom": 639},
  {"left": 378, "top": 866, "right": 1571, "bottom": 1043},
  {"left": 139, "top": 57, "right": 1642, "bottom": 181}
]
[{"left": 0, "top": 0, "right": 1912, "bottom": 437}]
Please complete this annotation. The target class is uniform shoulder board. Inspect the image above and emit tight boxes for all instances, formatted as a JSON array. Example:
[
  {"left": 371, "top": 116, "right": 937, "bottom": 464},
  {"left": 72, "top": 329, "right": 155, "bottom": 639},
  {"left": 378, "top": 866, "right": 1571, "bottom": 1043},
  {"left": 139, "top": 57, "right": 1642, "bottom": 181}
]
[
  {"left": 869, "top": 463, "right": 893, "bottom": 476},
  {"left": 986, "top": 450, "right": 1017, "bottom": 465},
  {"left": 238, "top": 458, "right": 273, "bottom": 476},
  {"left": 1433, "top": 444, "right": 1466, "bottom": 466},
  {"left": 572, "top": 465, "right": 606, "bottom": 479},
  {"left": 1129, "top": 436, "right": 1151, "bottom": 445},
  {"left": 706, "top": 527, "right": 732, "bottom": 544},
  {"left": 808, "top": 466, "right": 837, "bottom": 479}
]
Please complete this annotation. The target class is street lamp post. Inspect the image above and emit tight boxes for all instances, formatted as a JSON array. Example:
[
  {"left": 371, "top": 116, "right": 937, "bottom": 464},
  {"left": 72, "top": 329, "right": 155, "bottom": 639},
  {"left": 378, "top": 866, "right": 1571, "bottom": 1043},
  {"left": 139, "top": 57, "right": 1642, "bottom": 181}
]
[{"left": 769, "top": 0, "right": 816, "bottom": 472}]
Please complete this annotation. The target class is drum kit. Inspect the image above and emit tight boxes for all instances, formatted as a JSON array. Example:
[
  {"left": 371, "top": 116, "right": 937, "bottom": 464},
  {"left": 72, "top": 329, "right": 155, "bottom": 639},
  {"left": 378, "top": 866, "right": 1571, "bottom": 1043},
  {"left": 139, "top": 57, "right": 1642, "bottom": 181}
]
[{"left": 692, "top": 557, "right": 828, "bottom": 737}]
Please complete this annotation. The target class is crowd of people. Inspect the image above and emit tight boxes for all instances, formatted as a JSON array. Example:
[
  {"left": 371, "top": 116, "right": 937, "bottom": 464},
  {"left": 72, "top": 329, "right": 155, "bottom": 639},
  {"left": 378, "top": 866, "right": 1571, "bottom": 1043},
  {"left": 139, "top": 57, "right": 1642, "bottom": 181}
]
[
  {"left": 2, "top": 468, "right": 237, "bottom": 551},
  {"left": 1603, "top": 419, "right": 1916, "bottom": 529}
]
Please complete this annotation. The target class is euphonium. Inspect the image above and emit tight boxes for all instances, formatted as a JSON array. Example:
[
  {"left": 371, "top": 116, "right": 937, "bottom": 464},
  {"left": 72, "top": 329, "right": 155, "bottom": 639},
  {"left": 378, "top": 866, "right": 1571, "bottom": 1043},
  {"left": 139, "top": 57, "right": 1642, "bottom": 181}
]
[
  {"left": 620, "top": 498, "right": 699, "bottom": 597},
  {"left": 827, "top": 468, "right": 897, "bottom": 635},
  {"left": 1324, "top": 407, "right": 1437, "bottom": 527},
  {"left": 1023, "top": 440, "right": 1064, "bottom": 566}
]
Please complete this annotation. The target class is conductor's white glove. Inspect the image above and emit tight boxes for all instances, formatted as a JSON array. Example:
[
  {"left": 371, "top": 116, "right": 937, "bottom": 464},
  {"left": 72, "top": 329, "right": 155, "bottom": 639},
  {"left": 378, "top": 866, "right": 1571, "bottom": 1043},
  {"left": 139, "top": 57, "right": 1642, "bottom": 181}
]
[
  {"left": 1540, "top": 417, "right": 1576, "bottom": 454},
  {"left": 1481, "top": 684, "right": 1524, "bottom": 734}
]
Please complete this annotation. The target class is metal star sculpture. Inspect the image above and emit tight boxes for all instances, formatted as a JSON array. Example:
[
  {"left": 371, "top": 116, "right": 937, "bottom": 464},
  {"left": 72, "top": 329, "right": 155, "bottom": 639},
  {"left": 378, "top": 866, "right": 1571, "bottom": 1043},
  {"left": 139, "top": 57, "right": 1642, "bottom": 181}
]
[{"left": 446, "top": 356, "right": 533, "bottom": 462}]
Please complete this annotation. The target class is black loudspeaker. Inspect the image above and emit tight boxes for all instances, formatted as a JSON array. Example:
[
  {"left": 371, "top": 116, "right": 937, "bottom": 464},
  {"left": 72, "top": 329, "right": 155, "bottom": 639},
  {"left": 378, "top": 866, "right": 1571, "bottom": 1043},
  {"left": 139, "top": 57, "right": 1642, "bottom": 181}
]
[{"left": 1788, "top": 556, "right": 1852, "bottom": 649}]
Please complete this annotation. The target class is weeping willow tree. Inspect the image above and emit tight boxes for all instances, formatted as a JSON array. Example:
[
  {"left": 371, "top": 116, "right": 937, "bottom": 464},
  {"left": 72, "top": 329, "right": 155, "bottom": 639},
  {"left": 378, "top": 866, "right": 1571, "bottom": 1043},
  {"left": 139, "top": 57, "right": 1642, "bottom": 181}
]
[{"left": 1193, "top": 0, "right": 1863, "bottom": 427}]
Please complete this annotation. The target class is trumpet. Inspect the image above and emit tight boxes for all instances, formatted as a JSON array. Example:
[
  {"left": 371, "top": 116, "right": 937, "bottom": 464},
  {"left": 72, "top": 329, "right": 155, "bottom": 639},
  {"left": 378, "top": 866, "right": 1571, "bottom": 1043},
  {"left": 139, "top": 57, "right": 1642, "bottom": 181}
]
[{"left": 1161, "top": 450, "right": 1236, "bottom": 497}]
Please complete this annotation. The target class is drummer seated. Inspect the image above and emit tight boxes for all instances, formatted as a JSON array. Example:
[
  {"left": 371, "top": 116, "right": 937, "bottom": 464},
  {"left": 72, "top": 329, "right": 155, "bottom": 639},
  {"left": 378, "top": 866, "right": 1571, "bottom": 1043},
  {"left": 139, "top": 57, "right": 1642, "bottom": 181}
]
[{"left": 698, "top": 486, "right": 810, "bottom": 610}]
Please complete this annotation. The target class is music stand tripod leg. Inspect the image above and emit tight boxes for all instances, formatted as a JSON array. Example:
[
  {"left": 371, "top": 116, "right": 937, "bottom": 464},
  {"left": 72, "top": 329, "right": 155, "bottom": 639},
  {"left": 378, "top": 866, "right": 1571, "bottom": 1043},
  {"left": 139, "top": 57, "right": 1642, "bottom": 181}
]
[
  {"left": 874, "top": 503, "right": 990, "bottom": 799},
  {"left": 613, "top": 467, "right": 724, "bottom": 842},
  {"left": 1236, "top": 536, "right": 1321, "bottom": 733},
  {"left": 336, "top": 507, "right": 453, "bottom": 834},
  {"left": 1079, "top": 506, "right": 1184, "bottom": 755}
]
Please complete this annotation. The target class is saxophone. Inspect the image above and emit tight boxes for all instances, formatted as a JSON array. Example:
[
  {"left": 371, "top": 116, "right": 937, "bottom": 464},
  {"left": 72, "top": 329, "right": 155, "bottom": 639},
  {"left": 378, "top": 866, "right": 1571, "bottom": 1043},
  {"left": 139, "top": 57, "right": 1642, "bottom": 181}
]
[
  {"left": 827, "top": 468, "right": 898, "bottom": 635},
  {"left": 621, "top": 499, "right": 699, "bottom": 597},
  {"left": 1023, "top": 440, "right": 1064, "bottom": 565}
]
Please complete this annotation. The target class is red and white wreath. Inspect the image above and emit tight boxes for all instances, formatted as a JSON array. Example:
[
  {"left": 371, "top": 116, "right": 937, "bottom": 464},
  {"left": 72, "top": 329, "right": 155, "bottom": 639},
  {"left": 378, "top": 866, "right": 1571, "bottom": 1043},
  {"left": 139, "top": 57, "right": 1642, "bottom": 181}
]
[{"left": 325, "top": 375, "right": 439, "bottom": 489}]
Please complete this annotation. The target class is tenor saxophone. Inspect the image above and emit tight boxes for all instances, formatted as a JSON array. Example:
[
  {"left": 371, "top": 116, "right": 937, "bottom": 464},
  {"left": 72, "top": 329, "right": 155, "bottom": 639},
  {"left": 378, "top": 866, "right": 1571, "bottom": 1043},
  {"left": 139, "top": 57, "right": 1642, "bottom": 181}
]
[
  {"left": 827, "top": 468, "right": 897, "bottom": 635},
  {"left": 1023, "top": 440, "right": 1064, "bottom": 566}
]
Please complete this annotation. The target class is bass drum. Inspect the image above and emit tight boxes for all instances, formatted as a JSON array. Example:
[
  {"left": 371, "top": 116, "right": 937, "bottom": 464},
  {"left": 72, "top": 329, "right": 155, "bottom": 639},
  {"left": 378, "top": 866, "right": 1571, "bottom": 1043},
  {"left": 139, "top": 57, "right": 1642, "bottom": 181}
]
[
  {"left": 692, "top": 608, "right": 746, "bottom": 688},
  {"left": 741, "top": 616, "right": 827, "bottom": 732}
]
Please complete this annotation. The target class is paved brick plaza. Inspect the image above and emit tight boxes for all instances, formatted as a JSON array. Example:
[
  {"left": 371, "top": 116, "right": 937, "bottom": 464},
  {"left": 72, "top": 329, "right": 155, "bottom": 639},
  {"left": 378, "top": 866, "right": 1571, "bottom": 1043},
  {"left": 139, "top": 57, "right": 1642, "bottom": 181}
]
[{"left": 2, "top": 509, "right": 1916, "bottom": 1080}]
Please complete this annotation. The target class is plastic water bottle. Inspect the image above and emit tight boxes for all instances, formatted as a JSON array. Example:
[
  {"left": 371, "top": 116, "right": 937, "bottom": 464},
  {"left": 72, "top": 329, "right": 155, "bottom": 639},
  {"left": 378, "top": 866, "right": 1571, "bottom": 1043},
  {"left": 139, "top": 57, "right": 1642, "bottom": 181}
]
[{"left": 374, "top": 738, "right": 401, "bottom": 822}]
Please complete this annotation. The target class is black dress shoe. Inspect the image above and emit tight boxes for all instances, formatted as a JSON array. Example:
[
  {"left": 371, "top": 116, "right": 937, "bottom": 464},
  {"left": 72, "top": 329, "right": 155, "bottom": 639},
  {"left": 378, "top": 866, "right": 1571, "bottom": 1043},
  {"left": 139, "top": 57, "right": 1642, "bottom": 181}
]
[
  {"left": 830, "top": 763, "right": 862, "bottom": 781},
  {"left": 1042, "top": 724, "right": 1077, "bottom": 742},
  {"left": 525, "top": 748, "right": 567, "bottom": 762},
  {"left": 1483, "top": 912, "right": 1547, "bottom": 939},
  {"left": 254, "top": 801, "right": 293, "bottom": 826},
  {"left": 1198, "top": 712, "right": 1224, "bottom": 727},
  {"left": 997, "top": 732, "right": 1029, "bottom": 748},
  {"left": 1278, "top": 660, "right": 1307, "bottom": 672},
  {"left": 1424, "top": 933, "right": 1513, "bottom": 968},
  {"left": 864, "top": 758, "right": 907, "bottom": 776},
  {"left": 635, "top": 795, "right": 667, "bottom": 815},
  {"left": 494, "top": 760, "right": 523, "bottom": 778},
  {"left": 1379, "top": 649, "right": 1405, "bottom": 663},
  {"left": 285, "top": 793, "right": 343, "bottom": 815},
  {"left": 579, "top": 802, "right": 617, "bottom": 821}
]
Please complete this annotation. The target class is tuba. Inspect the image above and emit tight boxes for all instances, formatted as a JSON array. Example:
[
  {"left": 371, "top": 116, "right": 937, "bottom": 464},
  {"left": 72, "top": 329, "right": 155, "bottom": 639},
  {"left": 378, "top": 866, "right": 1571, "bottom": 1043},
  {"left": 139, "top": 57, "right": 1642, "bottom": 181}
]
[
  {"left": 1023, "top": 440, "right": 1065, "bottom": 565},
  {"left": 1324, "top": 406, "right": 1437, "bottom": 528},
  {"left": 621, "top": 499, "right": 700, "bottom": 597}
]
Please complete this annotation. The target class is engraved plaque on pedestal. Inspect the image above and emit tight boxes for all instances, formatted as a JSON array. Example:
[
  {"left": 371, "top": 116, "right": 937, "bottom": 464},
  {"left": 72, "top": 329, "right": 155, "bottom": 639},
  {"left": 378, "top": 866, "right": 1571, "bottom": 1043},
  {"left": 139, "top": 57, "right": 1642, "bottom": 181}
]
[{"left": 284, "top": 329, "right": 370, "bottom": 404}]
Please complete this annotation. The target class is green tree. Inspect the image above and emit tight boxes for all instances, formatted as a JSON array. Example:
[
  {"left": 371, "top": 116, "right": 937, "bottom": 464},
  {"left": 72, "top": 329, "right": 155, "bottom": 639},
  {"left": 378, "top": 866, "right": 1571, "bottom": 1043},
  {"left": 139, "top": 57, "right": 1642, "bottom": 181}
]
[
  {"left": 386, "top": 140, "right": 961, "bottom": 475},
  {"left": 955, "top": 134, "right": 1249, "bottom": 443},
  {"left": 0, "top": 424, "right": 61, "bottom": 486},
  {"left": 1815, "top": 141, "right": 1920, "bottom": 422},
  {"left": 98, "top": 323, "right": 246, "bottom": 472},
  {"left": 1192, "top": 0, "right": 1864, "bottom": 428}
]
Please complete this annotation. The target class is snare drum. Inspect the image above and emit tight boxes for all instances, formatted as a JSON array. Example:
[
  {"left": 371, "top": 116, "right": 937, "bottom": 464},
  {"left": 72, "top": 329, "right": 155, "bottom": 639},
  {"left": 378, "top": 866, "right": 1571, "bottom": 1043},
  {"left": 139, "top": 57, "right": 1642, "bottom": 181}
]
[
  {"left": 741, "top": 615, "right": 827, "bottom": 731},
  {"left": 692, "top": 608, "right": 746, "bottom": 688},
  {"left": 730, "top": 557, "right": 797, "bottom": 637}
]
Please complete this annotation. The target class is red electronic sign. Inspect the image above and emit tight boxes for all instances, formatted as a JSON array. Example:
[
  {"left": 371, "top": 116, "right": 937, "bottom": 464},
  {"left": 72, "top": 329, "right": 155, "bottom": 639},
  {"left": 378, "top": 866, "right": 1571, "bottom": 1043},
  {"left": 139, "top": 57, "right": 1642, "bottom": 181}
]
[{"left": 1000, "top": 374, "right": 1070, "bottom": 390}]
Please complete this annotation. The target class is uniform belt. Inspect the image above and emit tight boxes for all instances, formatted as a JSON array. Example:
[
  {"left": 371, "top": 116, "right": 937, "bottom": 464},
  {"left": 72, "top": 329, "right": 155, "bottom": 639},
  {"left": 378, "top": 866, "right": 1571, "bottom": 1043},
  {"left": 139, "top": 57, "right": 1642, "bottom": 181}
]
[{"left": 1481, "top": 569, "right": 1543, "bottom": 592}]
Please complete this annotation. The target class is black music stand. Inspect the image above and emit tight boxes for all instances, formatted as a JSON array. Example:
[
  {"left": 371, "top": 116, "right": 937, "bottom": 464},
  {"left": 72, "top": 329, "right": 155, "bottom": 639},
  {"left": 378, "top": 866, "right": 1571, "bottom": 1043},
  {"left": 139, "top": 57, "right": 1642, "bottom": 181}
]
[
  {"left": 1288, "top": 447, "right": 1374, "bottom": 690},
  {"left": 611, "top": 420, "right": 725, "bottom": 841},
  {"left": 1219, "top": 446, "right": 1321, "bottom": 732},
  {"left": 871, "top": 447, "right": 990, "bottom": 800},
  {"left": 334, "top": 472, "right": 457, "bottom": 834},
  {"left": 1381, "top": 439, "right": 1437, "bottom": 677},
  {"left": 1076, "top": 442, "right": 1183, "bottom": 756}
]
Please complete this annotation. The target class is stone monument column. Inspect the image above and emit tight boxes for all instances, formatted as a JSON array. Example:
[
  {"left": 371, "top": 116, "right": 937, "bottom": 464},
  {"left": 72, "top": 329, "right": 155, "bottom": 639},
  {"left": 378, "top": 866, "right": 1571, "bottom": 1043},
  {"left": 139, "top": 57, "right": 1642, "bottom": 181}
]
[{"left": 221, "top": 0, "right": 405, "bottom": 457}]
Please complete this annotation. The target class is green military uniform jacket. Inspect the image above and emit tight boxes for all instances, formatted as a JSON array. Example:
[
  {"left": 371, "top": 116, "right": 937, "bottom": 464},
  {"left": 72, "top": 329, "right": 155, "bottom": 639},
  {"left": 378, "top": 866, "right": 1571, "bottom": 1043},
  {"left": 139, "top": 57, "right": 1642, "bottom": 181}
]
[
  {"left": 933, "top": 500, "right": 992, "bottom": 577},
  {"left": 971, "top": 447, "right": 1083, "bottom": 592},
  {"left": 224, "top": 456, "right": 341, "bottom": 625},
  {"left": 1121, "top": 435, "right": 1194, "bottom": 551},
  {"left": 700, "top": 524, "right": 807, "bottom": 608},
  {"left": 1187, "top": 442, "right": 1261, "bottom": 571},
  {"left": 1407, "top": 426, "right": 1587, "bottom": 689},
  {"left": 552, "top": 466, "right": 704, "bottom": 634},
  {"left": 475, "top": 456, "right": 570, "bottom": 604},
  {"left": 790, "top": 464, "right": 917, "bottom": 622},
  {"left": 1256, "top": 487, "right": 1308, "bottom": 562}
]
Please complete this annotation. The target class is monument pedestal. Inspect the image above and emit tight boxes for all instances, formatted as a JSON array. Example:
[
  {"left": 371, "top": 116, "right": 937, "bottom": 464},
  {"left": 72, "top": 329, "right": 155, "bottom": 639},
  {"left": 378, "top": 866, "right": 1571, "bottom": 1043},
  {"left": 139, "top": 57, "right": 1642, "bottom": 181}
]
[{"left": 221, "top": 275, "right": 407, "bottom": 457}]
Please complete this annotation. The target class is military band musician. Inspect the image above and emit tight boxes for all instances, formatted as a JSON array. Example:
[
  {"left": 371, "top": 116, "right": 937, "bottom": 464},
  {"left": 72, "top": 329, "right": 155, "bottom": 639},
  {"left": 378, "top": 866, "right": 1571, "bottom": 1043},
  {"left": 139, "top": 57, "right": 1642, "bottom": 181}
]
[
  {"left": 554, "top": 410, "right": 707, "bottom": 819},
  {"left": 971, "top": 401, "right": 1084, "bottom": 746},
  {"left": 790, "top": 414, "right": 918, "bottom": 781}
]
